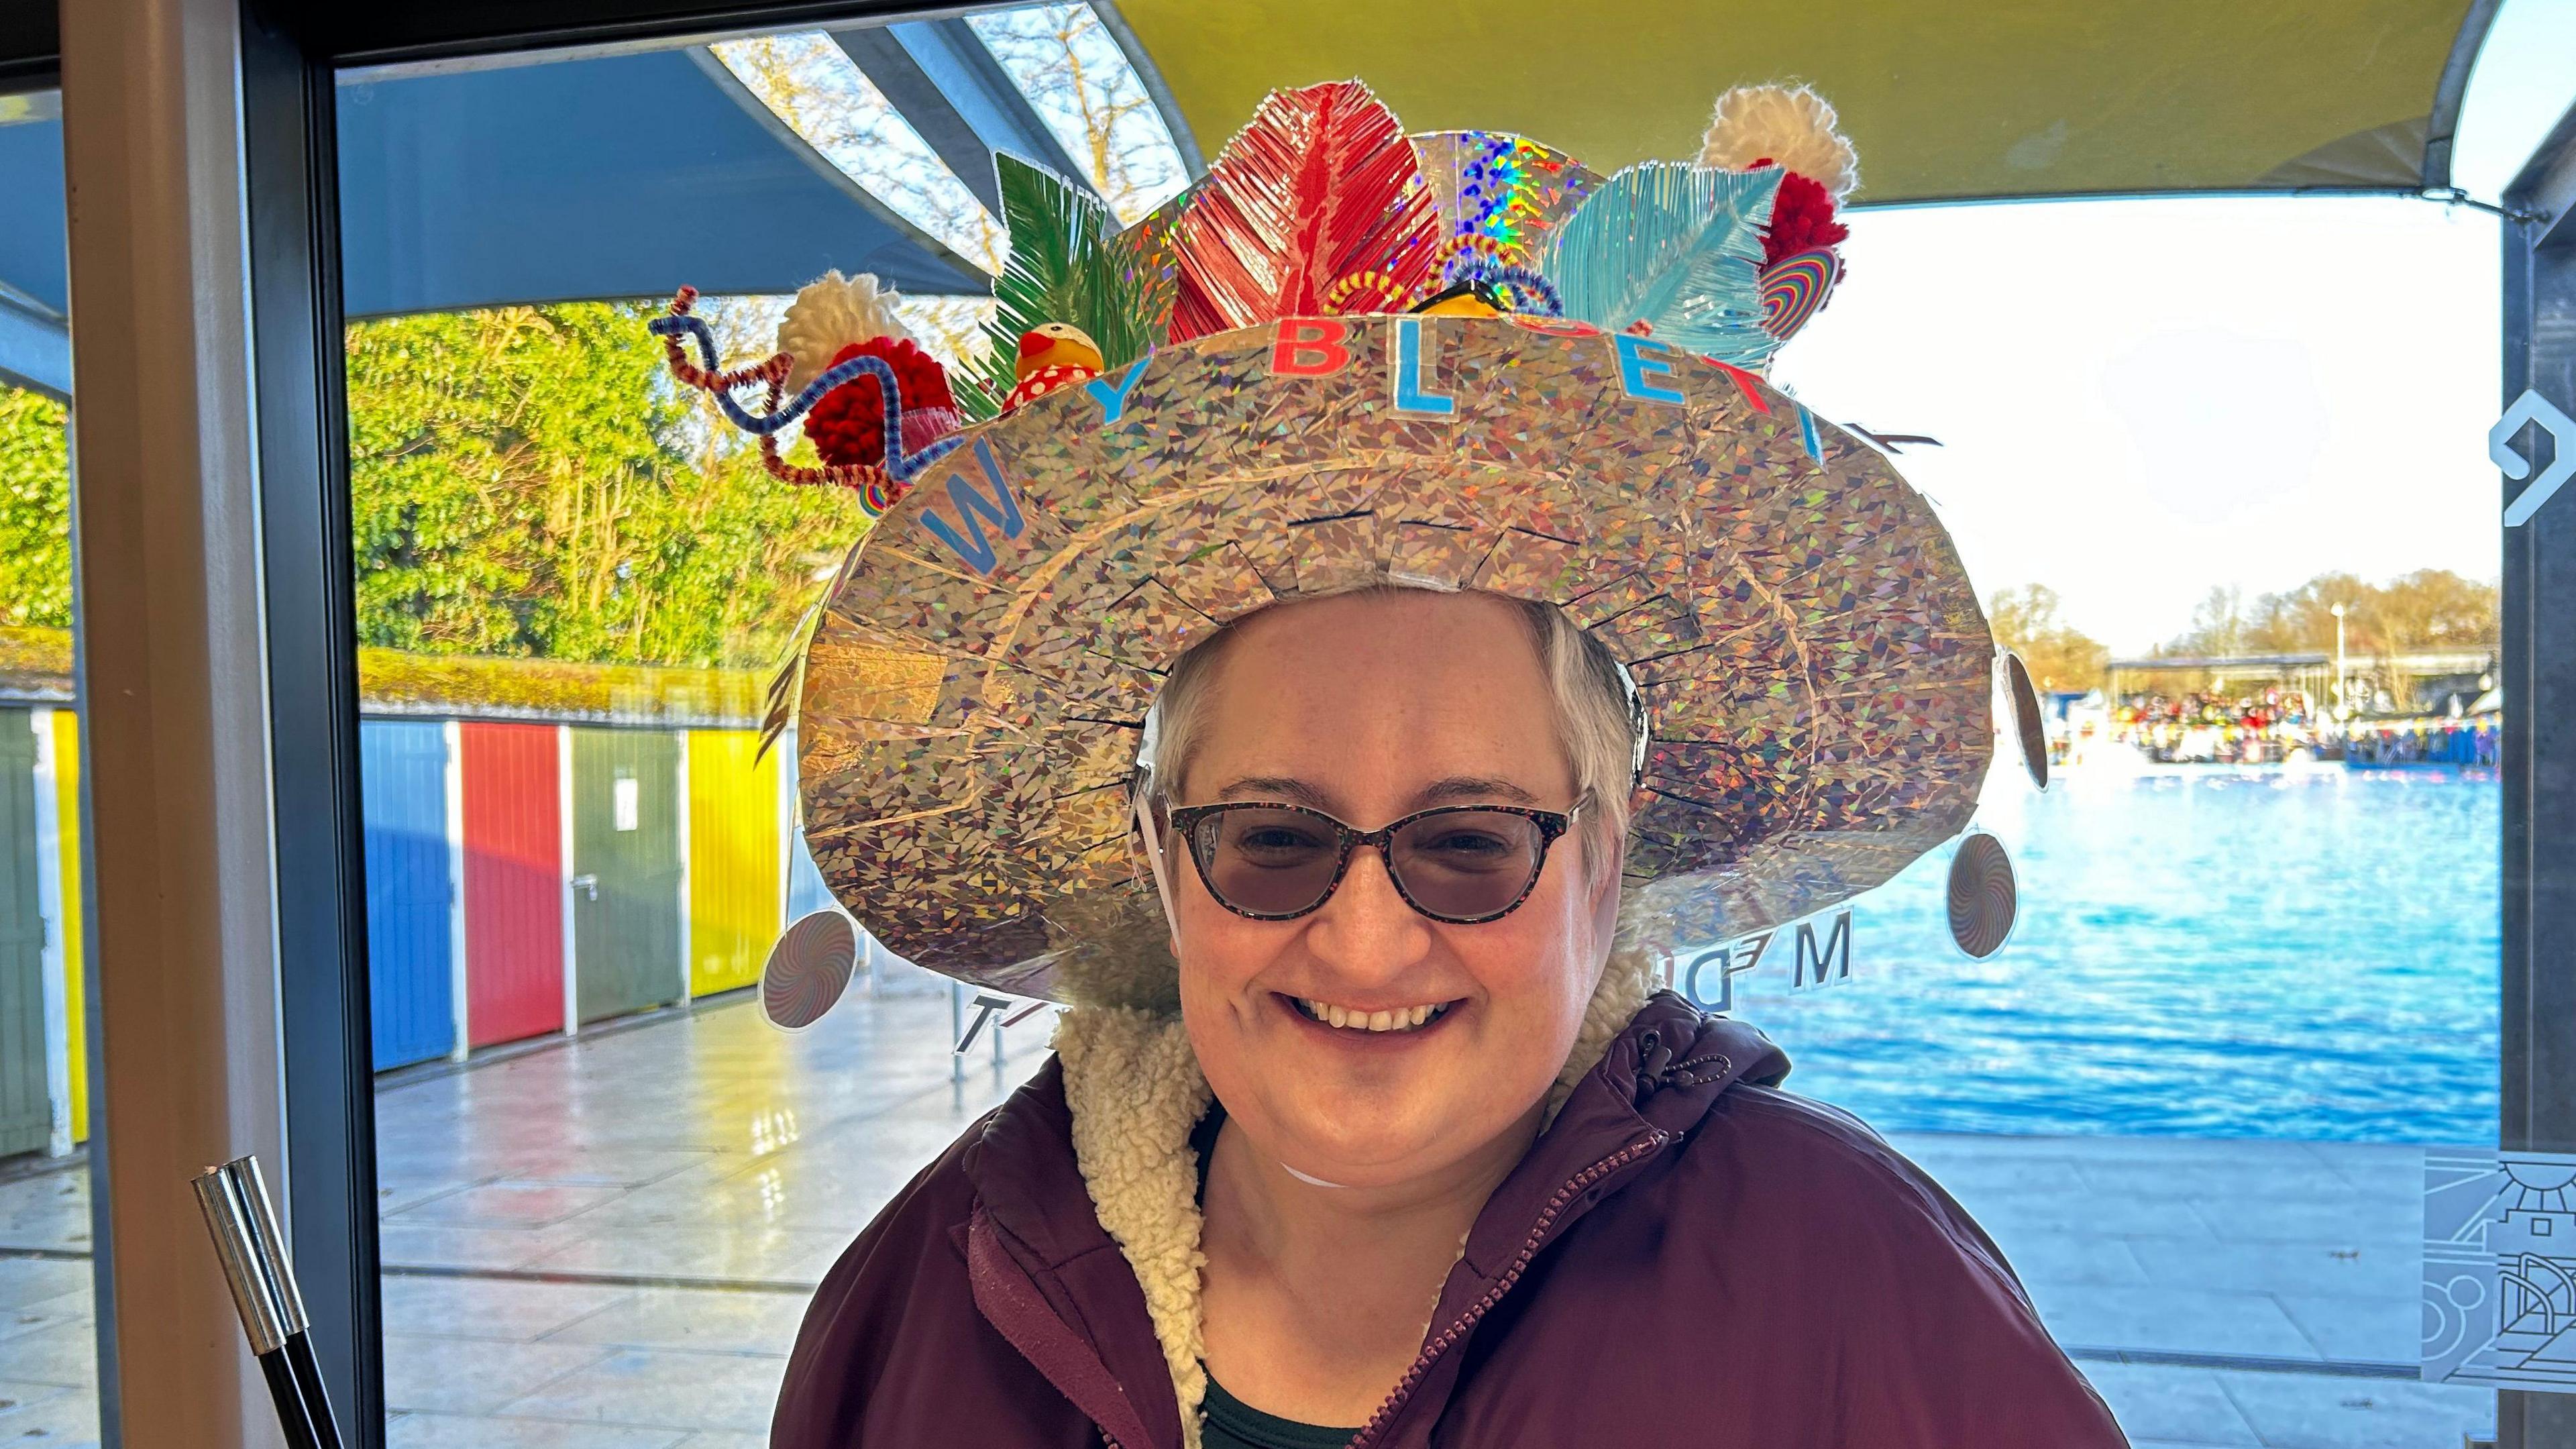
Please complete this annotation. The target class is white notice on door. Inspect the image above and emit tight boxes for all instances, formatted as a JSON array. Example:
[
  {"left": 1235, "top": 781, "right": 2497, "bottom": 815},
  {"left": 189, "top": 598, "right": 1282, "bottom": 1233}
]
[{"left": 613, "top": 771, "right": 639, "bottom": 832}]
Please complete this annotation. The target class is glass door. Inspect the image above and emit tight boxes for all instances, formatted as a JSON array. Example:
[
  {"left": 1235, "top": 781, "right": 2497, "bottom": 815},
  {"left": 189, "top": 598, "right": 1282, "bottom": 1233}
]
[
  {"left": 329, "top": 10, "right": 1185, "bottom": 1439},
  {"left": 0, "top": 79, "right": 105, "bottom": 1449}
]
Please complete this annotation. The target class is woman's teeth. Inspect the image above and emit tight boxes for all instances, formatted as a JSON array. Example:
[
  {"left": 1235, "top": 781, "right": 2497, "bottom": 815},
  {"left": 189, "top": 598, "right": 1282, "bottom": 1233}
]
[{"left": 1293, "top": 998, "right": 1450, "bottom": 1032}]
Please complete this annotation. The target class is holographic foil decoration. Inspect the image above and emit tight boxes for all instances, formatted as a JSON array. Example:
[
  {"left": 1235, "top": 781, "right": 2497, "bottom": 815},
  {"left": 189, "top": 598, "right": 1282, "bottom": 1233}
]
[
  {"left": 1411, "top": 131, "right": 1603, "bottom": 268},
  {"left": 1945, "top": 835, "right": 2017, "bottom": 960},
  {"left": 761, "top": 910, "right": 859, "bottom": 1030},
  {"left": 2002, "top": 652, "right": 2049, "bottom": 790},
  {"left": 1759, "top": 248, "right": 1841, "bottom": 340},
  {"left": 797, "top": 317, "right": 1994, "bottom": 1000},
  {"left": 1543, "top": 163, "right": 1782, "bottom": 368}
]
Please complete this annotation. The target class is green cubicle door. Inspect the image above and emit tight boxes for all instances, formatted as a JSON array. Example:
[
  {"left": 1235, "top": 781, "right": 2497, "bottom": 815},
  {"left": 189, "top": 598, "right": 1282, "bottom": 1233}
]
[
  {"left": 569, "top": 727, "right": 684, "bottom": 1025},
  {"left": 0, "top": 710, "right": 52, "bottom": 1157}
]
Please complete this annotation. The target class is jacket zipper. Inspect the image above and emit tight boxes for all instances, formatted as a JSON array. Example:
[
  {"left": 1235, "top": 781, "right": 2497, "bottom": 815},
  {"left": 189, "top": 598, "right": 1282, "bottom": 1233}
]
[{"left": 1343, "top": 1130, "right": 1670, "bottom": 1448}]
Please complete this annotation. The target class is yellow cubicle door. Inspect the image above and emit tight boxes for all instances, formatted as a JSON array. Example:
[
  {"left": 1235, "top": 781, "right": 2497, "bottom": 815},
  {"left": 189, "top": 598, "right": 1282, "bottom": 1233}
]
[
  {"left": 686, "top": 729, "right": 781, "bottom": 998},
  {"left": 51, "top": 711, "right": 80, "bottom": 1143}
]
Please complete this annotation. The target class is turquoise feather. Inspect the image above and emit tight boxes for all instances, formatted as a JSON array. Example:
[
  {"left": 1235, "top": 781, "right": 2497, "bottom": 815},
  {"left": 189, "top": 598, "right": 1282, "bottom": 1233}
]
[{"left": 1541, "top": 163, "right": 1782, "bottom": 367}]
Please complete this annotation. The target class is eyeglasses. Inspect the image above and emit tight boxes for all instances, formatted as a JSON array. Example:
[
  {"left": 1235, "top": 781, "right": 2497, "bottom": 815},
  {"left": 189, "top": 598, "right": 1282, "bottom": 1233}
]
[{"left": 1163, "top": 798, "right": 1580, "bottom": 924}]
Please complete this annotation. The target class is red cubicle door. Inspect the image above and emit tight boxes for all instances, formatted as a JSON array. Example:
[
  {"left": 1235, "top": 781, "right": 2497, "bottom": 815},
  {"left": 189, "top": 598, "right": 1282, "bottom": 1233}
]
[{"left": 460, "top": 721, "right": 563, "bottom": 1046}]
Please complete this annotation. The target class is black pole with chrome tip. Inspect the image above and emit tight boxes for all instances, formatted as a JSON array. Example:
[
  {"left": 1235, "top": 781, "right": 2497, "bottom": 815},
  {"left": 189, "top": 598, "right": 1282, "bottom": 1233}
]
[
  {"left": 192, "top": 1156, "right": 345, "bottom": 1449},
  {"left": 225, "top": 1155, "right": 347, "bottom": 1449}
]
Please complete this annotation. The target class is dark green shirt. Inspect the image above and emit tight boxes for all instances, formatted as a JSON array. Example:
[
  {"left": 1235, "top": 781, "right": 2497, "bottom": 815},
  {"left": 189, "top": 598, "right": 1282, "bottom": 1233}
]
[
  {"left": 1191, "top": 1108, "right": 1363, "bottom": 1449},
  {"left": 1200, "top": 1372, "right": 1363, "bottom": 1449}
]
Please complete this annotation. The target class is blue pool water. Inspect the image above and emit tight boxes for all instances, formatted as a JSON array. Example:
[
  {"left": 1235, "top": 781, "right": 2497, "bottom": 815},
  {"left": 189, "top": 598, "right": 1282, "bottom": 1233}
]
[{"left": 1722, "top": 765, "right": 2500, "bottom": 1144}]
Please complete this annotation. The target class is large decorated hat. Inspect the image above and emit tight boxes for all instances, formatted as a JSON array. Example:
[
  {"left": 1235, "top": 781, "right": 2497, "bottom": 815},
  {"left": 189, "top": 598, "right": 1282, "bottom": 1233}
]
[{"left": 657, "top": 81, "right": 2021, "bottom": 1007}]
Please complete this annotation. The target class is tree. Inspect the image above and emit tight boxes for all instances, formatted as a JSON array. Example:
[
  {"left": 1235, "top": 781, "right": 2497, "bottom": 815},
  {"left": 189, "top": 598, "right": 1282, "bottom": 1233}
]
[
  {"left": 1987, "top": 584, "right": 2108, "bottom": 690},
  {"left": 0, "top": 387, "right": 69, "bottom": 629},
  {"left": 343, "top": 303, "right": 863, "bottom": 667},
  {"left": 714, "top": 33, "right": 1004, "bottom": 276},
  {"left": 968, "top": 5, "right": 1190, "bottom": 225},
  {"left": 2164, "top": 585, "right": 2251, "bottom": 659},
  {"left": 2241, "top": 572, "right": 2367, "bottom": 655},
  {"left": 708, "top": 33, "right": 1000, "bottom": 374},
  {"left": 2158, "top": 569, "right": 2498, "bottom": 665},
  {"left": 0, "top": 307, "right": 869, "bottom": 669},
  {"left": 6, "top": 22, "right": 1203, "bottom": 664},
  {"left": 2358, "top": 568, "right": 2496, "bottom": 657}
]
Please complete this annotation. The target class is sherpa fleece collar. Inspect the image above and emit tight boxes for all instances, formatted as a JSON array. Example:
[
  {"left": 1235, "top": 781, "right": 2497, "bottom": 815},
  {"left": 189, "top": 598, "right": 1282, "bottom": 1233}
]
[{"left": 1044, "top": 950, "right": 1659, "bottom": 1449}]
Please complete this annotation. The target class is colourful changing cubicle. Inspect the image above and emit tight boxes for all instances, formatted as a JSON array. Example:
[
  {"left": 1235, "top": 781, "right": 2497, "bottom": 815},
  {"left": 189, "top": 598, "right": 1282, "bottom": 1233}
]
[{"left": 8, "top": 709, "right": 821, "bottom": 1151}]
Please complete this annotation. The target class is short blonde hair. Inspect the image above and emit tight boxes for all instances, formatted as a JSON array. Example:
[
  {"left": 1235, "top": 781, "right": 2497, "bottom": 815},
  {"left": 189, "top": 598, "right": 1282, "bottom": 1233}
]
[{"left": 1141, "top": 586, "right": 1641, "bottom": 880}]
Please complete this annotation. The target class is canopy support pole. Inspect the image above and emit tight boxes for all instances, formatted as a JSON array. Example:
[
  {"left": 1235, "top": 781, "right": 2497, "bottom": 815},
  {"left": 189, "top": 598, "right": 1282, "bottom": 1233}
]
[{"left": 835, "top": 18, "right": 1102, "bottom": 214}]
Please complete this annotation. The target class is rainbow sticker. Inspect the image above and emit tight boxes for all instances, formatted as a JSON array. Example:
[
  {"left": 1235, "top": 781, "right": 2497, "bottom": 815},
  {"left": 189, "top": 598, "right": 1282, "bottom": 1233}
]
[{"left": 1759, "top": 248, "right": 1841, "bottom": 340}]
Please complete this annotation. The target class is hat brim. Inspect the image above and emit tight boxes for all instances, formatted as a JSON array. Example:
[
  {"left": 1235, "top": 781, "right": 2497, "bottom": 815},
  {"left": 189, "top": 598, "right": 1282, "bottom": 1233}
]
[{"left": 799, "top": 315, "right": 1992, "bottom": 1000}]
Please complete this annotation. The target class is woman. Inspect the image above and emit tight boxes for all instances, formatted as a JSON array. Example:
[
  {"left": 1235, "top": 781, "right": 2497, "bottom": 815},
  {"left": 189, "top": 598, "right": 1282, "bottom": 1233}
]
[
  {"left": 676, "top": 80, "right": 2125, "bottom": 1448},
  {"left": 771, "top": 578, "right": 2121, "bottom": 1448}
]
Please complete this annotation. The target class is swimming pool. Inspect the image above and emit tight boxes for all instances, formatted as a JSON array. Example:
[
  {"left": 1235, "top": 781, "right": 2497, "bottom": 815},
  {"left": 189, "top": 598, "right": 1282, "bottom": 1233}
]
[{"left": 1727, "top": 765, "right": 2500, "bottom": 1144}]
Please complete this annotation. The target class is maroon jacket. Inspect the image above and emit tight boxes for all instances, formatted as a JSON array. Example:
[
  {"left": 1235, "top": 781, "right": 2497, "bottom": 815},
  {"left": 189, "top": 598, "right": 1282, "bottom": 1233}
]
[{"left": 774, "top": 992, "right": 2128, "bottom": 1447}]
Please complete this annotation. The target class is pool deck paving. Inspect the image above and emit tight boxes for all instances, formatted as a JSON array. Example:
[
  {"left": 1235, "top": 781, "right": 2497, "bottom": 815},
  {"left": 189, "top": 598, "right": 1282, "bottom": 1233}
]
[{"left": 0, "top": 988, "right": 2500, "bottom": 1448}]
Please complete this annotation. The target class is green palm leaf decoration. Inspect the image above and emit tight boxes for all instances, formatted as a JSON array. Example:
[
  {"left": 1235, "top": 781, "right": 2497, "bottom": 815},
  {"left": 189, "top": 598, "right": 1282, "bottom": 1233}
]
[{"left": 966, "top": 154, "right": 1180, "bottom": 420}]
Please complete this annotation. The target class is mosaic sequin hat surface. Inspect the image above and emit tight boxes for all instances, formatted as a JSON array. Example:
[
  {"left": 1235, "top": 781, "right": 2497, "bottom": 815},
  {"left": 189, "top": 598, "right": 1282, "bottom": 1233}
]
[{"left": 799, "top": 314, "right": 1994, "bottom": 1001}]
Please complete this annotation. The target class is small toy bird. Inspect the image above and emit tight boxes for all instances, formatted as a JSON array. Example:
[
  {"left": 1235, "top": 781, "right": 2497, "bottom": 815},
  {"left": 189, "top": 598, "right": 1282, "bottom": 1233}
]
[
  {"left": 1015, "top": 323, "right": 1105, "bottom": 383},
  {"left": 1004, "top": 323, "right": 1107, "bottom": 411}
]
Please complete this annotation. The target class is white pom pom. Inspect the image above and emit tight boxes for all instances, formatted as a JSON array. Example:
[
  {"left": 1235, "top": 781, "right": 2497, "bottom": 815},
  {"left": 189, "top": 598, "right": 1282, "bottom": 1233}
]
[
  {"left": 776, "top": 270, "right": 914, "bottom": 393},
  {"left": 1697, "top": 83, "right": 1859, "bottom": 201}
]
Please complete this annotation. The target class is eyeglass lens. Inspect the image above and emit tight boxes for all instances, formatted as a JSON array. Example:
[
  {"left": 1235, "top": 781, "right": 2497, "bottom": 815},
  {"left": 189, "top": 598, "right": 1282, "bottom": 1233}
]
[{"left": 1187, "top": 807, "right": 1548, "bottom": 920}]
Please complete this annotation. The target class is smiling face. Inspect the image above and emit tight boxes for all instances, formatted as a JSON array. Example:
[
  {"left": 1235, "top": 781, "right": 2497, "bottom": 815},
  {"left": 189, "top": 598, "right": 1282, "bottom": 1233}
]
[{"left": 1163, "top": 589, "right": 1621, "bottom": 1191}]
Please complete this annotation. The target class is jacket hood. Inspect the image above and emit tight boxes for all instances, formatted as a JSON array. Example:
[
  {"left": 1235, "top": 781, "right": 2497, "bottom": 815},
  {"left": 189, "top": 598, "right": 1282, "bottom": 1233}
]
[{"left": 969, "top": 945, "right": 1788, "bottom": 1449}]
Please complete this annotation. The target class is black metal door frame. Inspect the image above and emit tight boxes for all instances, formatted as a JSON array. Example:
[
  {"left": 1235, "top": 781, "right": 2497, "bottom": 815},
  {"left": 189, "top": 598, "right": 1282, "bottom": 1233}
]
[
  {"left": 225, "top": 5, "right": 938, "bottom": 1444},
  {"left": 2498, "top": 93, "right": 2576, "bottom": 1449}
]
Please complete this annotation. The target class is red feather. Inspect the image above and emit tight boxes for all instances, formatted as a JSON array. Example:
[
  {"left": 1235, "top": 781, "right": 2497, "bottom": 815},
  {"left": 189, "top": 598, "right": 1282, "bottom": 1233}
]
[
  {"left": 1170, "top": 274, "right": 1230, "bottom": 343},
  {"left": 1750, "top": 162, "right": 1849, "bottom": 268},
  {"left": 804, "top": 337, "right": 955, "bottom": 470},
  {"left": 1169, "top": 80, "right": 1441, "bottom": 340}
]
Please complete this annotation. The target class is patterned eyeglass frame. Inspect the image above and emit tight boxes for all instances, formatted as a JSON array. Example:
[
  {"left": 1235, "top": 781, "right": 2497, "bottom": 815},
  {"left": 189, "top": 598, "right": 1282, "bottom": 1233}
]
[{"left": 1164, "top": 797, "right": 1584, "bottom": 924}]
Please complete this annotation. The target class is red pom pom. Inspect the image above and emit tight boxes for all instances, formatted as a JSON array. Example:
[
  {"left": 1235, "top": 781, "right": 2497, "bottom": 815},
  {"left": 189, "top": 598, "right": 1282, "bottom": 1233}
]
[
  {"left": 1760, "top": 168, "right": 1848, "bottom": 268},
  {"left": 803, "top": 337, "right": 957, "bottom": 470}
]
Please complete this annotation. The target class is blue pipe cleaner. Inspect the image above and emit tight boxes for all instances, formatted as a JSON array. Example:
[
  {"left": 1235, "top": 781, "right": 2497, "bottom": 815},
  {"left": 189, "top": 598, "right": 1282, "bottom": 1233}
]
[
  {"left": 649, "top": 312, "right": 965, "bottom": 482},
  {"left": 1440, "top": 254, "right": 1564, "bottom": 317}
]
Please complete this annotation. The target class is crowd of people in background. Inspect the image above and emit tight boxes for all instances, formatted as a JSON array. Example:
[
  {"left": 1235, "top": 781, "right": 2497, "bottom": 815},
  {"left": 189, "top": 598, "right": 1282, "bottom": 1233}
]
[
  {"left": 2344, "top": 720, "right": 2499, "bottom": 767},
  {"left": 2070, "top": 685, "right": 2500, "bottom": 769},
  {"left": 2108, "top": 689, "right": 2320, "bottom": 765},
  {"left": 1992, "top": 571, "right": 2504, "bottom": 773}
]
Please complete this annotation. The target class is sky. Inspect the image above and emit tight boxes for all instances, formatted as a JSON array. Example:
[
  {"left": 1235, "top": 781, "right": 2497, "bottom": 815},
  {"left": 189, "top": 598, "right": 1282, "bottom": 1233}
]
[
  {"left": 1770, "top": 196, "right": 2503, "bottom": 654},
  {"left": 1767, "top": 1, "right": 2576, "bottom": 655}
]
